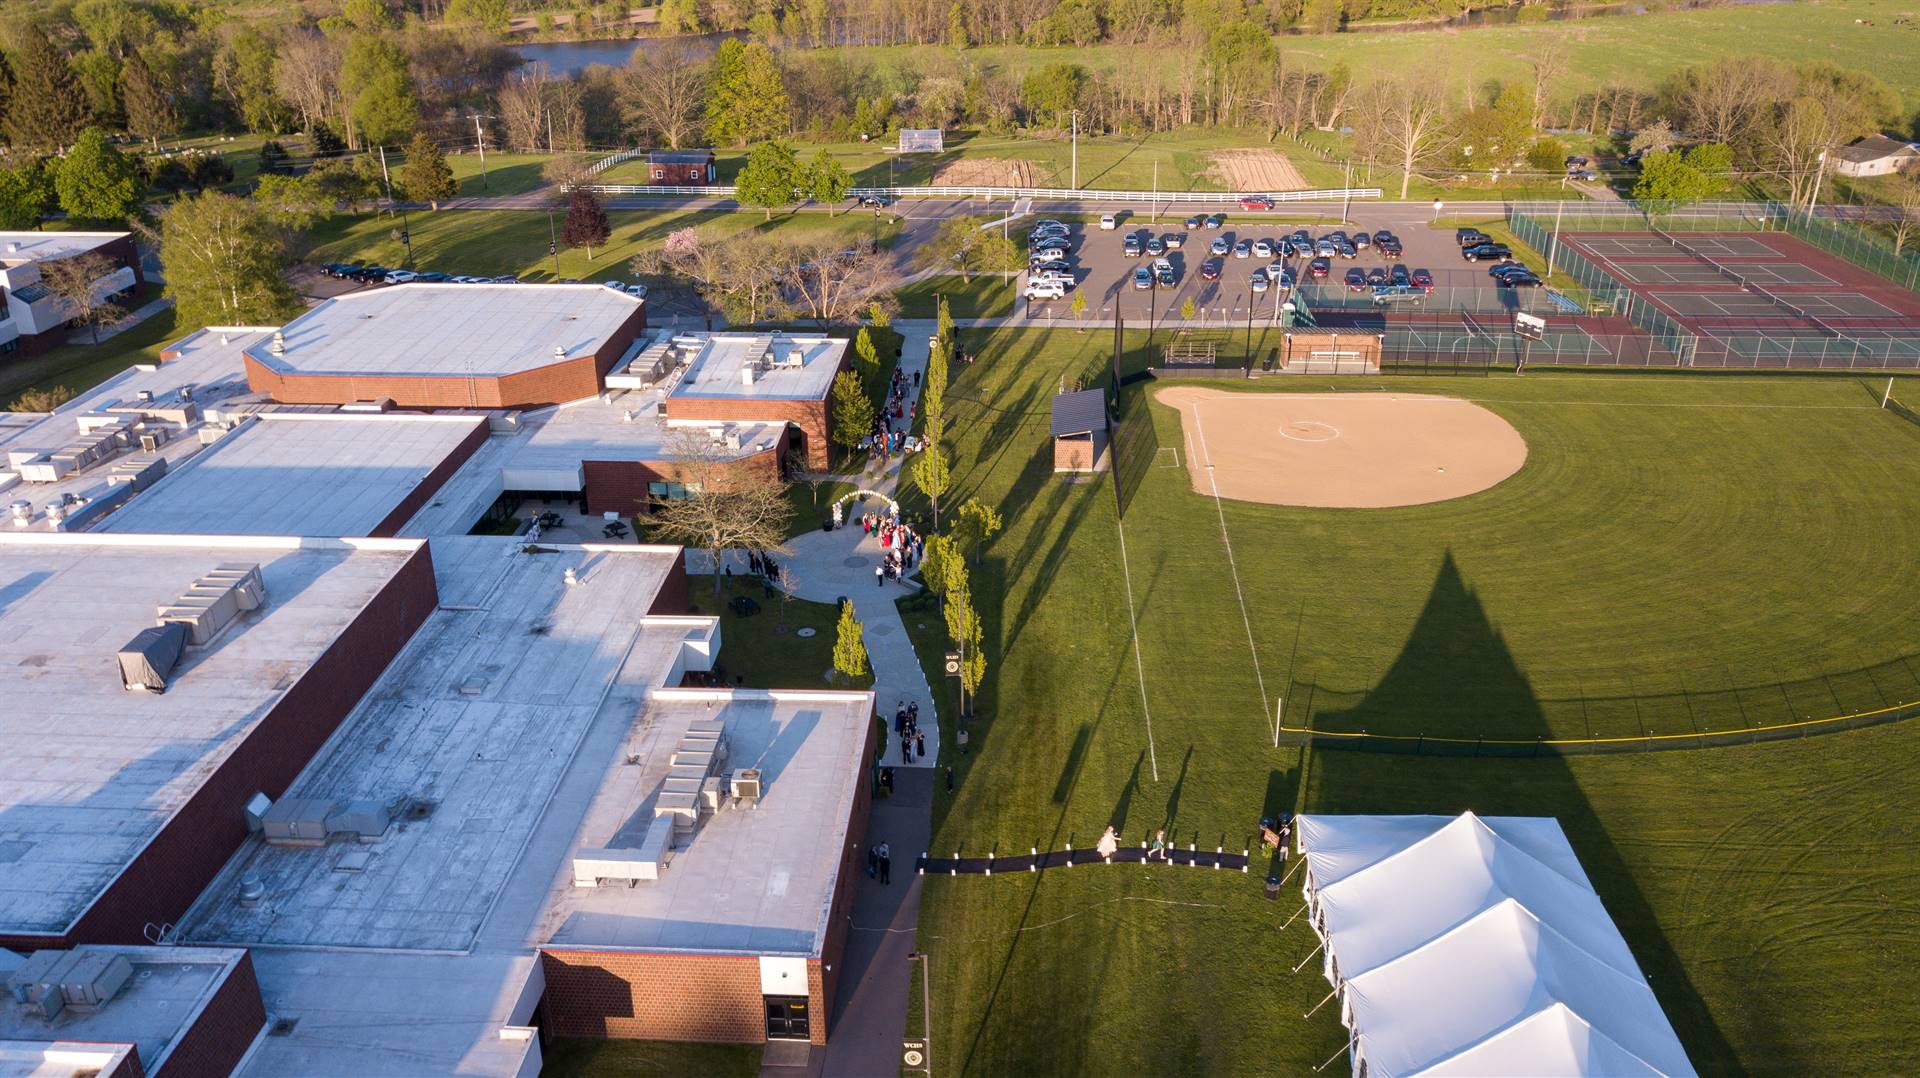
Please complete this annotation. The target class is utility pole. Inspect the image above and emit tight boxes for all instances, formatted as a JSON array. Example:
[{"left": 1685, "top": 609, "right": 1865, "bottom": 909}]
[
  {"left": 1805, "top": 149, "right": 1827, "bottom": 225},
  {"left": 473, "top": 114, "right": 489, "bottom": 190},
  {"left": 1547, "top": 199, "right": 1565, "bottom": 276},
  {"left": 377, "top": 144, "right": 393, "bottom": 202},
  {"left": 1071, "top": 110, "right": 1079, "bottom": 191},
  {"left": 547, "top": 111, "right": 555, "bottom": 155},
  {"left": 1340, "top": 159, "right": 1352, "bottom": 224},
  {"left": 1152, "top": 159, "right": 1158, "bottom": 223}
]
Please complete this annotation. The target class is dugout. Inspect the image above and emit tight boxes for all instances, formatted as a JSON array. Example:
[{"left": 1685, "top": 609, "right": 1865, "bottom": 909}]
[
  {"left": 1279, "top": 329, "right": 1383, "bottom": 374},
  {"left": 1050, "top": 388, "right": 1109, "bottom": 473}
]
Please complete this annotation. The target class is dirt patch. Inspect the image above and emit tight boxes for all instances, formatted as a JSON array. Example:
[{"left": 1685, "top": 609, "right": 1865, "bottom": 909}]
[
  {"left": 931, "top": 158, "right": 1043, "bottom": 188},
  {"left": 1205, "top": 149, "right": 1309, "bottom": 192},
  {"left": 1154, "top": 388, "right": 1527, "bottom": 508}
]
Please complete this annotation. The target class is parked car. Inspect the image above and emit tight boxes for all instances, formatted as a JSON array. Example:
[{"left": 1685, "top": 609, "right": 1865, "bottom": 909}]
[
  {"left": 1031, "top": 224, "right": 1069, "bottom": 238},
  {"left": 1325, "top": 230, "right": 1350, "bottom": 244},
  {"left": 1032, "top": 269, "right": 1075, "bottom": 287},
  {"left": 1032, "top": 259, "right": 1073, "bottom": 275},
  {"left": 1314, "top": 239, "right": 1336, "bottom": 258},
  {"left": 1132, "top": 266, "right": 1154, "bottom": 290},
  {"left": 1496, "top": 271, "right": 1543, "bottom": 288},
  {"left": 1487, "top": 260, "right": 1530, "bottom": 279},
  {"left": 489, "top": 275, "right": 518, "bottom": 283},
  {"left": 414, "top": 272, "right": 451, "bottom": 283},
  {"left": 1122, "top": 235, "right": 1144, "bottom": 257},
  {"left": 1250, "top": 270, "right": 1270, "bottom": 293},
  {"left": 1209, "top": 236, "right": 1230, "bottom": 256},
  {"left": 1390, "top": 265, "right": 1411, "bottom": 287},
  {"left": 1365, "top": 267, "right": 1388, "bottom": 287},
  {"left": 1185, "top": 215, "right": 1203, "bottom": 229},
  {"left": 1200, "top": 259, "right": 1222, "bottom": 281},
  {"left": 857, "top": 194, "right": 890, "bottom": 207},
  {"left": 1100, "top": 213, "right": 1118, "bottom": 230},
  {"left": 1289, "top": 229, "right": 1312, "bottom": 247},
  {"left": 1411, "top": 268, "right": 1434, "bottom": 291},
  {"left": 1337, "top": 242, "right": 1357, "bottom": 259},
  {"left": 385, "top": 270, "right": 420, "bottom": 284},
  {"left": 1373, "top": 230, "right": 1398, "bottom": 245},
  {"left": 1032, "top": 245, "right": 1069, "bottom": 261},
  {"left": 1577, "top": 170, "right": 1601, "bottom": 182},
  {"left": 1275, "top": 268, "right": 1296, "bottom": 290},
  {"left": 1205, "top": 213, "right": 1226, "bottom": 228},
  {"left": 1239, "top": 195, "right": 1275, "bottom": 210},
  {"left": 1353, "top": 232, "right": 1371, "bottom": 251},
  {"left": 1461, "top": 243, "right": 1511, "bottom": 262},
  {"left": 1344, "top": 268, "right": 1368, "bottom": 291},
  {"left": 1025, "top": 280, "right": 1067, "bottom": 300},
  {"left": 1309, "top": 257, "right": 1331, "bottom": 278},
  {"left": 1233, "top": 239, "right": 1252, "bottom": 259},
  {"left": 1146, "top": 237, "right": 1166, "bottom": 257},
  {"left": 1154, "top": 259, "right": 1175, "bottom": 287},
  {"left": 1034, "top": 219, "right": 1066, "bottom": 230},
  {"left": 1165, "top": 232, "right": 1185, "bottom": 249},
  {"left": 1378, "top": 240, "right": 1403, "bottom": 260},
  {"left": 1252, "top": 239, "right": 1274, "bottom": 258},
  {"left": 1456, "top": 229, "right": 1491, "bottom": 248},
  {"left": 624, "top": 284, "right": 648, "bottom": 297}
]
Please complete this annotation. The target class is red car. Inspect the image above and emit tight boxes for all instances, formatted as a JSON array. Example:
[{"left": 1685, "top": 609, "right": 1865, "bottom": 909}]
[
  {"left": 1344, "top": 268, "right": 1369, "bottom": 292},
  {"left": 1199, "top": 258, "right": 1222, "bottom": 281},
  {"left": 1238, "top": 195, "right": 1275, "bottom": 210},
  {"left": 1308, "top": 256, "right": 1330, "bottom": 279},
  {"left": 1410, "top": 268, "right": 1434, "bottom": 292}
]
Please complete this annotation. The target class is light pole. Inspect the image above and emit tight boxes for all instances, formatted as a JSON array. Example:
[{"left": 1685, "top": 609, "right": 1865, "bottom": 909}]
[
  {"left": 1070, "top": 110, "right": 1079, "bottom": 191},
  {"left": 1432, "top": 200, "right": 1443, "bottom": 223},
  {"left": 1805, "top": 149, "right": 1827, "bottom": 225}
]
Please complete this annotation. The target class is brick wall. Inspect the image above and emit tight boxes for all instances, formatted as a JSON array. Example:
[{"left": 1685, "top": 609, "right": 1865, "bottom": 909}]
[
  {"left": 153, "top": 952, "right": 267, "bottom": 1078},
  {"left": 0, "top": 546, "right": 439, "bottom": 952},
  {"left": 245, "top": 354, "right": 605, "bottom": 411},
  {"left": 370, "top": 419, "right": 491, "bottom": 537},
  {"left": 648, "top": 554, "right": 691, "bottom": 615},
  {"left": 665, "top": 396, "right": 831, "bottom": 471},
  {"left": 539, "top": 951, "right": 765, "bottom": 1043},
  {"left": 579, "top": 441, "right": 787, "bottom": 518}
]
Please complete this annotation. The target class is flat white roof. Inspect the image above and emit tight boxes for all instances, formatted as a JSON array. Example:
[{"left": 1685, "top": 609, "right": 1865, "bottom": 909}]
[
  {"left": 178, "top": 538, "right": 700, "bottom": 953},
  {"left": 507, "top": 390, "right": 783, "bottom": 478},
  {"left": 245, "top": 284, "right": 642, "bottom": 379},
  {"left": 0, "top": 534, "right": 418, "bottom": 937},
  {"left": 668, "top": 332, "right": 845, "bottom": 403},
  {"left": 99, "top": 413, "right": 484, "bottom": 537},
  {"left": 0, "top": 946, "right": 250, "bottom": 1076},
  {"left": 542, "top": 688, "right": 872, "bottom": 956},
  {"left": 0, "top": 231, "right": 126, "bottom": 267}
]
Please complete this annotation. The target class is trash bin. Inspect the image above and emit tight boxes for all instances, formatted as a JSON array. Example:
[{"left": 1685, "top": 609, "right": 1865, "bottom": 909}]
[{"left": 1265, "top": 874, "right": 1282, "bottom": 900}]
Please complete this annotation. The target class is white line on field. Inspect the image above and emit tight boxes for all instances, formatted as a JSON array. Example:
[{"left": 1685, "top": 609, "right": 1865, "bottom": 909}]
[
  {"left": 1188, "top": 401, "right": 1274, "bottom": 737},
  {"left": 1112, "top": 501, "right": 1160, "bottom": 784}
]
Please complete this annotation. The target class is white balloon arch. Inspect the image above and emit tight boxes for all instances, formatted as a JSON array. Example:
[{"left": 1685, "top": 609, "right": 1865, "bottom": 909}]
[{"left": 830, "top": 489, "right": 900, "bottom": 527}]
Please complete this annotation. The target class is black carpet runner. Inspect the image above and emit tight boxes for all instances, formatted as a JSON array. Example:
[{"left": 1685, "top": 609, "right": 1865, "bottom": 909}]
[{"left": 918, "top": 847, "right": 1252, "bottom": 873}]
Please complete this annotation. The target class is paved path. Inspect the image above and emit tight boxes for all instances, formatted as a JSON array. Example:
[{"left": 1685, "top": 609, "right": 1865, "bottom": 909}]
[{"left": 86, "top": 296, "right": 172, "bottom": 343}]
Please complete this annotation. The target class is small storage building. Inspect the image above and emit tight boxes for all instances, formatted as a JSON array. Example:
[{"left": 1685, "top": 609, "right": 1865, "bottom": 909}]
[
  {"left": 1050, "top": 388, "right": 1108, "bottom": 473},
  {"left": 647, "top": 149, "right": 717, "bottom": 185}
]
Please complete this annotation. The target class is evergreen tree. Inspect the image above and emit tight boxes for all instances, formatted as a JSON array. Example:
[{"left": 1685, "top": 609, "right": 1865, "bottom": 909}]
[
  {"left": 937, "top": 293, "right": 955, "bottom": 347},
  {"left": 830, "top": 371, "right": 874, "bottom": 452},
  {"left": 55, "top": 127, "right": 140, "bottom": 224},
  {"left": 4, "top": 26, "right": 93, "bottom": 152},
  {"left": 308, "top": 124, "right": 346, "bottom": 158},
  {"left": 561, "top": 186, "right": 611, "bottom": 259},
  {"left": 867, "top": 300, "right": 890, "bottom": 328},
  {"left": 832, "top": 601, "right": 869, "bottom": 682},
  {"left": 257, "top": 140, "right": 290, "bottom": 175},
  {"left": 853, "top": 326, "right": 881, "bottom": 396},
  {"left": 159, "top": 191, "right": 302, "bottom": 327},
  {"left": 948, "top": 2, "right": 970, "bottom": 49},
  {"left": 400, "top": 132, "right": 456, "bottom": 209},
  {"left": 704, "top": 40, "right": 789, "bottom": 146},
  {"left": 734, "top": 139, "right": 797, "bottom": 220},
  {"left": 118, "top": 51, "right": 175, "bottom": 151}
]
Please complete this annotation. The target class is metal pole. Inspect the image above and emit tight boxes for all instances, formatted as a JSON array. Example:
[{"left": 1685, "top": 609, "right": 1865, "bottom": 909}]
[
  {"left": 1548, "top": 199, "right": 1564, "bottom": 276},
  {"left": 1340, "top": 160, "right": 1351, "bottom": 224},
  {"left": 1805, "top": 150, "right": 1826, "bottom": 225},
  {"left": 473, "top": 114, "right": 489, "bottom": 189},
  {"left": 548, "top": 210, "right": 560, "bottom": 278},
  {"left": 1152, "top": 159, "right": 1158, "bottom": 223},
  {"left": 1883, "top": 377, "right": 1894, "bottom": 409},
  {"left": 377, "top": 144, "right": 392, "bottom": 202},
  {"left": 547, "top": 110, "right": 555, "bottom": 155},
  {"left": 1070, "top": 110, "right": 1078, "bottom": 190}
]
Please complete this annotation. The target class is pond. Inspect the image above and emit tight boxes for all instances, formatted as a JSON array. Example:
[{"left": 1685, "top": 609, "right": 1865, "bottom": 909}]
[{"left": 510, "top": 31, "right": 740, "bottom": 77}]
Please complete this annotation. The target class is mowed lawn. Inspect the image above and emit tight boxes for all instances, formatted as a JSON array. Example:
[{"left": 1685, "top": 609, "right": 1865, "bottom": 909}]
[{"left": 899, "top": 327, "right": 1920, "bottom": 1074}]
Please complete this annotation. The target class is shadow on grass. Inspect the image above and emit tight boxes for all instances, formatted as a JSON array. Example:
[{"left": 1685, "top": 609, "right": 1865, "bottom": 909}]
[{"left": 1308, "top": 550, "right": 1741, "bottom": 1071}]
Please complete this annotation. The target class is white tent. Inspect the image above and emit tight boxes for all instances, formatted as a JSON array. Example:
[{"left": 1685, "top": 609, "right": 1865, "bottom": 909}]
[{"left": 1296, "top": 812, "right": 1695, "bottom": 1078}]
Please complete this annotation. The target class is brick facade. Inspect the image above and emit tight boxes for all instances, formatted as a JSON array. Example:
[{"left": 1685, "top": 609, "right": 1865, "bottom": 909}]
[
  {"left": 370, "top": 419, "right": 491, "bottom": 537},
  {"left": 579, "top": 436, "right": 791, "bottom": 519},
  {"left": 0, "top": 546, "right": 439, "bottom": 952},
  {"left": 539, "top": 951, "right": 766, "bottom": 1043},
  {"left": 244, "top": 304, "right": 648, "bottom": 411},
  {"left": 152, "top": 951, "right": 267, "bottom": 1078},
  {"left": 665, "top": 394, "right": 832, "bottom": 471}
]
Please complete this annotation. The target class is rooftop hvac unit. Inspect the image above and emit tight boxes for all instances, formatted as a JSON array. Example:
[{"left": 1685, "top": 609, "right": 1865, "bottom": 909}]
[
  {"left": 784, "top": 347, "right": 806, "bottom": 367},
  {"left": 729, "top": 768, "right": 762, "bottom": 803},
  {"left": 325, "top": 799, "right": 393, "bottom": 842},
  {"left": 138, "top": 427, "right": 171, "bottom": 452},
  {"left": 724, "top": 430, "right": 742, "bottom": 450},
  {"left": 118, "top": 622, "right": 188, "bottom": 693},
  {"left": 740, "top": 365, "right": 755, "bottom": 387},
  {"left": 58, "top": 951, "right": 132, "bottom": 1008},
  {"left": 7, "top": 950, "right": 69, "bottom": 1019},
  {"left": 136, "top": 389, "right": 155, "bottom": 403},
  {"left": 262, "top": 797, "right": 336, "bottom": 845}
]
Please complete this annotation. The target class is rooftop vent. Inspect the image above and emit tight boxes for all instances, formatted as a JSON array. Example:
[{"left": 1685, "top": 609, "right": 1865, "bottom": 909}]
[
  {"left": 270, "top": 332, "right": 285, "bottom": 356},
  {"left": 136, "top": 389, "right": 154, "bottom": 403},
  {"left": 554, "top": 346, "right": 566, "bottom": 361},
  {"left": 729, "top": 768, "right": 762, "bottom": 803},
  {"left": 6, "top": 242, "right": 19, "bottom": 254},
  {"left": 238, "top": 874, "right": 267, "bottom": 908}
]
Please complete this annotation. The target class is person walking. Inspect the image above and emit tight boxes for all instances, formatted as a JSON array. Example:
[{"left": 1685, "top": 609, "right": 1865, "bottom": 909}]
[
  {"left": 866, "top": 844, "right": 878, "bottom": 878},
  {"left": 876, "top": 565, "right": 884, "bottom": 588},
  {"left": 1149, "top": 830, "right": 1167, "bottom": 862},
  {"left": 944, "top": 765, "right": 954, "bottom": 792},
  {"left": 877, "top": 842, "right": 892, "bottom": 885},
  {"left": 1096, "top": 826, "right": 1120, "bottom": 862}
]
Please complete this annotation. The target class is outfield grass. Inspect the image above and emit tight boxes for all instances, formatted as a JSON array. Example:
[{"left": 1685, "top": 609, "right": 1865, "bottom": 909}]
[
  {"left": 897, "top": 325, "right": 1920, "bottom": 1074},
  {"left": 303, "top": 207, "right": 901, "bottom": 282}
]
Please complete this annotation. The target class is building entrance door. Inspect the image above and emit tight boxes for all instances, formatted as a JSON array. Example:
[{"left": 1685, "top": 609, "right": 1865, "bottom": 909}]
[{"left": 765, "top": 995, "right": 810, "bottom": 1041}]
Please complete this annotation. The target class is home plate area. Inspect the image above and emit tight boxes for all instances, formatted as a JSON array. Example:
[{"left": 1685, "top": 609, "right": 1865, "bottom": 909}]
[{"left": 1156, "top": 388, "right": 1529, "bottom": 509}]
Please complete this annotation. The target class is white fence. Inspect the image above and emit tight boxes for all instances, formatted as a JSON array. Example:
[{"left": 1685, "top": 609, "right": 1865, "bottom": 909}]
[
  {"left": 583, "top": 183, "right": 1385, "bottom": 203},
  {"left": 585, "top": 149, "right": 646, "bottom": 176}
]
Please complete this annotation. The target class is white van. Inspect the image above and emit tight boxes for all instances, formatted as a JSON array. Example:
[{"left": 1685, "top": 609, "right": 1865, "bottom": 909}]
[{"left": 1099, "top": 213, "right": 1117, "bottom": 230}]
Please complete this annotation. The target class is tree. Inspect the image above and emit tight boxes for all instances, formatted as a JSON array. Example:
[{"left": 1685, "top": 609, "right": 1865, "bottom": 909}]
[
  {"left": 400, "top": 132, "right": 456, "bottom": 209},
  {"left": 619, "top": 42, "right": 706, "bottom": 150},
  {"left": 948, "top": 2, "right": 970, "bottom": 48},
  {"left": 1525, "top": 137, "right": 1566, "bottom": 173},
  {"left": 937, "top": 293, "right": 955, "bottom": 346},
  {"left": 159, "top": 191, "right": 303, "bottom": 328},
  {"left": 343, "top": 35, "right": 418, "bottom": 148},
  {"left": 1020, "top": 63, "right": 1085, "bottom": 127},
  {"left": 252, "top": 174, "right": 332, "bottom": 230},
  {"left": 644, "top": 430, "right": 794, "bottom": 596},
  {"left": 215, "top": 28, "right": 292, "bottom": 136},
  {"left": 922, "top": 334, "right": 948, "bottom": 426},
  {"left": 4, "top": 26, "right": 93, "bottom": 152},
  {"left": 780, "top": 237, "right": 900, "bottom": 326},
  {"left": 953, "top": 498, "right": 1002, "bottom": 564},
  {"left": 735, "top": 140, "right": 798, "bottom": 220},
  {"left": 704, "top": 40, "right": 789, "bottom": 146},
  {"left": 1179, "top": 296, "right": 1196, "bottom": 321},
  {"left": 1631, "top": 143, "right": 1731, "bottom": 205},
  {"left": 37, "top": 252, "right": 123, "bottom": 344},
  {"left": 868, "top": 300, "right": 891, "bottom": 328},
  {"left": 832, "top": 601, "right": 869, "bottom": 682},
  {"left": 1526, "top": 36, "right": 1571, "bottom": 133},
  {"left": 1070, "top": 291, "right": 1087, "bottom": 324},
  {"left": 9, "top": 386, "right": 78, "bottom": 413},
  {"left": 910, "top": 417, "right": 951, "bottom": 528},
  {"left": 1353, "top": 78, "right": 1456, "bottom": 199},
  {"left": 944, "top": 584, "right": 985, "bottom": 712},
  {"left": 276, "top": 33, "right": 343, "bottom": 137},
  {"left": 117, "top": 52, "right": 175, "bottom": 151},
  {"left": 56, "top": 128, "right": 141, "bottom": 224},
  {"left": 918, "top": 534, "right": 966, "bottom": 598},
  {"left": 1629, "top": 119, "right": 1678, "bottom": 158},
  {"left": 803, "top": 149, "right": 851, "bottom": 211},
  {"left": 0, "top": 162, "right": 57, "bottom": 230},
  {"left": 257, "top": 141, "right": 290, "bottom": 176},
  {"left": 562, "top": 186, "right": 611, "bottom": 259},
  {"left": 831, "top": 371, "right": 874, "bottom": 452},
  {"left": 917, "top": 216, "right": 1019, "bottom": 283},
  {"left": 1890, "top": 177, "right": 1920, "bottom": 257},
  {"left": 446, "top": 0, "right": 512, "bottom": 32},
  {"left": 853, "top": 327, "right": 882, "bottom": 394}
]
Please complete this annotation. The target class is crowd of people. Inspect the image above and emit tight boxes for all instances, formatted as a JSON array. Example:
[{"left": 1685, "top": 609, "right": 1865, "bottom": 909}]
[
  {"left": 860, "top": 366, "right": 925, "bottom": 464},
  {"left": 888, "top": 700, "right": 927, "bottom": 763},
  {"left": 863, "top": 512, "right": 925, "bottom": 586}
]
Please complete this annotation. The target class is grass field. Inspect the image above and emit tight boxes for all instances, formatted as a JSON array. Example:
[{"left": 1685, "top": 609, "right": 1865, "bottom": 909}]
[
  {"left": 685, "top": 576, "right": 870, "bottom": 691},
  {"left": 304, "top": 207, "right": 900, "bottom": 282},
  {"left": 897, "top": 275, "right": 1019, "bottom": 319},
  {"left": 892, "top": 324, "right": 1920, "bottom": 1074}
]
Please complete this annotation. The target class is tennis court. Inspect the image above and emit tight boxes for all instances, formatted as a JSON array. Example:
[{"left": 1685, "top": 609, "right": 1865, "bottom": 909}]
[
  {"left": 1576, "top": 234, "right": 1782, "bottom": 260},
  {"left": 1611, "top": 262, "right": 1836, "bottom": 287},
  {"left": 1648, "top": 290, "right": 1904, "bottom": 320}
]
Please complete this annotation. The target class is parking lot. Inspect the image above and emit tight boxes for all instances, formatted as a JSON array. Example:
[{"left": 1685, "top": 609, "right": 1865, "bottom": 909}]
[{"left": 1020, "top": 210, "right": 1543, "bottom": 325}]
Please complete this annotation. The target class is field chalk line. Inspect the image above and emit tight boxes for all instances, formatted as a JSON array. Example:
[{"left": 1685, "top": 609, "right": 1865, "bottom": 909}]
[
  {"left": 1188, "top": 400, "right": 1275, "bottom": 740},
  {"left": 1111, "top": 456, "right": 1160, "bottom": 784}
]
